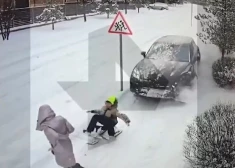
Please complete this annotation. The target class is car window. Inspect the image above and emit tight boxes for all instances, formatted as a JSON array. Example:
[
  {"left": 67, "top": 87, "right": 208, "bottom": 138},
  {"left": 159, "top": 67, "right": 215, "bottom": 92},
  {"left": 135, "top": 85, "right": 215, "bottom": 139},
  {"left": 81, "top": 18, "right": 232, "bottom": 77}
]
[{"left": 146, "top": 42, "right": 190, "bottom": 62}]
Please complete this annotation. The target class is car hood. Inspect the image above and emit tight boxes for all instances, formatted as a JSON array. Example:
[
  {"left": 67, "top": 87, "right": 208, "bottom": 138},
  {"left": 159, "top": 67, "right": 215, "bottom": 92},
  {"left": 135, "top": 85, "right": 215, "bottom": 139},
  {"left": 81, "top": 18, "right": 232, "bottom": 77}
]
[{"left": 133, "top": 58, "right": 189, "bottom": 80}]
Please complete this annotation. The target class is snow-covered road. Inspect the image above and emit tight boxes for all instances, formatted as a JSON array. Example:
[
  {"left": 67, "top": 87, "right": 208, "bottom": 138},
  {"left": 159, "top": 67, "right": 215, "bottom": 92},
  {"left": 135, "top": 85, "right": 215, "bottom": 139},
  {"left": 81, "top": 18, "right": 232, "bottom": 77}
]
[{"left": 0, "top": 4, "right": 209, "bottom": 168}]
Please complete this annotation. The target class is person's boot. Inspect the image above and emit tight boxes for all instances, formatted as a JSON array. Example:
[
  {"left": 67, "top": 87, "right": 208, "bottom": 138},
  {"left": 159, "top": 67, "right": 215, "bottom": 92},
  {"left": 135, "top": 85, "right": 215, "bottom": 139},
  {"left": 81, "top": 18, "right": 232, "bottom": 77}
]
[
  {"left": 71, "top": 163, "right": 84, "bottom": 168},
  {"left": 97, "top": 127, "right": 106, "bottom": 135},
  {"left": 95, "top": 125, "right": 102, "bottom": 132}
]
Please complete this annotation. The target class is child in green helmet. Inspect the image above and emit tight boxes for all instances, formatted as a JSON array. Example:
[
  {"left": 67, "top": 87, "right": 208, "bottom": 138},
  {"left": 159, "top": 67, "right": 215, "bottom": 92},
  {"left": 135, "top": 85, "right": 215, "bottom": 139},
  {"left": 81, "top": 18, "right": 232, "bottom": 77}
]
[{"left": 85, "top": 96, "right": 130, "bottom": 139}]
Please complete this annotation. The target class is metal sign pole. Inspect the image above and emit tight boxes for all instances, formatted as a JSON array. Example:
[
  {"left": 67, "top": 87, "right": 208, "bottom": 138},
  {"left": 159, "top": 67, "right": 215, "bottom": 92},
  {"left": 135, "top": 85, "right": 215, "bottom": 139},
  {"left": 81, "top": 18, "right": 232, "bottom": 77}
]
[
  {"left": 191, "top": 3, "right": 193, "bottom": 26},
  {"left": 108, "top": 12, "right": 132, "bottom": 91},
  {"left": 119, "top": 34, "right": 123, "bottom": 91}
]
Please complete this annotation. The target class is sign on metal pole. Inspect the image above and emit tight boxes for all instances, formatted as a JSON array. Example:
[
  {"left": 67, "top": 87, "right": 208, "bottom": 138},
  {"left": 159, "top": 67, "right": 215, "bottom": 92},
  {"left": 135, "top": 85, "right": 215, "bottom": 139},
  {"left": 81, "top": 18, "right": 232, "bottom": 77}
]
[{"left": 108, "top": 11, "right": 133, "bottom": 91}]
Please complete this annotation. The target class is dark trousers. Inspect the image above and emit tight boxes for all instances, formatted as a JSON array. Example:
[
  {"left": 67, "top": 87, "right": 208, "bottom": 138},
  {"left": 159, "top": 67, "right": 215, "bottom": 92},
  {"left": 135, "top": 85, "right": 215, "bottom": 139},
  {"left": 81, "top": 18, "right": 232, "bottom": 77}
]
[{"left": 87, "top": 115, "right": 117, "bottom": 136}]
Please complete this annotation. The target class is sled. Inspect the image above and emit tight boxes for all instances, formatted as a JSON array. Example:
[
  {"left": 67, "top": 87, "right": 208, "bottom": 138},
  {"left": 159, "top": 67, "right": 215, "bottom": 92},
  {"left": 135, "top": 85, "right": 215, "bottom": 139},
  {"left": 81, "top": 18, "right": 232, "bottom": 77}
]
[{"left": 84, "top": 129, "right": 122, "bottom": 145}]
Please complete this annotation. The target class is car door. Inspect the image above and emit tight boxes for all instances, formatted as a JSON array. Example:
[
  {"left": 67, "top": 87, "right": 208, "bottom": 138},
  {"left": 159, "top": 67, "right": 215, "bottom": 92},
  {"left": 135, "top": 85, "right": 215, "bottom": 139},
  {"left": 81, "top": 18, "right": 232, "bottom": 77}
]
[
  {"left": 189, "top": 44, "right": 195, "bottom": 63},
  {"left": 192, "top": 41, "right": 198, "bottom": 62}
]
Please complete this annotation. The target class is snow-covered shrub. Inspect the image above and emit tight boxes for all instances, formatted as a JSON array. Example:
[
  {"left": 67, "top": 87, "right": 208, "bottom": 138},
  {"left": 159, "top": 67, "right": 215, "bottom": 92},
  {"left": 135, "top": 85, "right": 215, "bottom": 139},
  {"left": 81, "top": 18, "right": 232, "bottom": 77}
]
[
  {"left": 212, "top": 57, "right": 235, "bottom": 87},
  {"left": 167, "top": 0, "right": 178, "bottom": 4},
  {"left": 95, "top": 2, "right": 118, "bottom": 17},
  {"left": 37, "top": 4, "right": 64, "bottom": 23},
  {"left": 184, "top": 102, "right": 235, "bottom": 168}
]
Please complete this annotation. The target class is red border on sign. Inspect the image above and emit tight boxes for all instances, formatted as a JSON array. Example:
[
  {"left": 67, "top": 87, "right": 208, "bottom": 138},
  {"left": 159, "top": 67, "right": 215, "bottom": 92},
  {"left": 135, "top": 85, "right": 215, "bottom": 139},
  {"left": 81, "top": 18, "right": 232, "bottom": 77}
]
[{"left": 108, "top": 11, "right": 133, "bottom": 35}]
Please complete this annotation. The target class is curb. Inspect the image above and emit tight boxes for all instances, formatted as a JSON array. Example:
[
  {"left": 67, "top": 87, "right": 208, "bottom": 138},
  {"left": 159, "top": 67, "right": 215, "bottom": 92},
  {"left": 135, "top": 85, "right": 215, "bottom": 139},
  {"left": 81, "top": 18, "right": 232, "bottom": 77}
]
[{"left": 10, "top": 13, "right": 100, "bottom": 33}]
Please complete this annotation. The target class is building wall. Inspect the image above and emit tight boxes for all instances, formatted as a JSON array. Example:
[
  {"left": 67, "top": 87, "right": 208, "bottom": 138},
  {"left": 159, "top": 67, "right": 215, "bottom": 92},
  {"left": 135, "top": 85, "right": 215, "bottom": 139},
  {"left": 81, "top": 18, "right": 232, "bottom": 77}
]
[
  {"left": 0, "top": 0, "right": 83, "bottom": 8},
  {"left": 29, "top": 0, "right": 81, "bottom": 7},
  {"left": 29, "top": 0, "right": 66, "bottom": 7},
  {"left": 0, "top": 0, "right": 28, "bottom": 8}
]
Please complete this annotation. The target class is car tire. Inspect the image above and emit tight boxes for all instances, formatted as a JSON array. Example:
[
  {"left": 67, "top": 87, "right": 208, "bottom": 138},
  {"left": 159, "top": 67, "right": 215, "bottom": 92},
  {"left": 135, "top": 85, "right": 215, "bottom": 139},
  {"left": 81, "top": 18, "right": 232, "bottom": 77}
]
[
  {"left": 192, "top": 65, "right": 197, "bottom": 79},
  {"left": 179, "top": 73, "right": 192, "bottom": 86},
  {"left": 197, "top": 48, "right": 201, "bottom": 61}
]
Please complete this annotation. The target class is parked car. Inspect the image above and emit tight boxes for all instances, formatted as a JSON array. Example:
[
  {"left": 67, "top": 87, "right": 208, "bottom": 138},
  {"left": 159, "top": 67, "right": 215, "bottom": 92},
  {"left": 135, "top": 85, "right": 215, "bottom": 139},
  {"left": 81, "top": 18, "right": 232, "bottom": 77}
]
[
  {"left": 130, "top": 35, "right": 201, "bottom": 99},
  {"left": 147, "top": 2, "right": 169, "bottom": 10}
]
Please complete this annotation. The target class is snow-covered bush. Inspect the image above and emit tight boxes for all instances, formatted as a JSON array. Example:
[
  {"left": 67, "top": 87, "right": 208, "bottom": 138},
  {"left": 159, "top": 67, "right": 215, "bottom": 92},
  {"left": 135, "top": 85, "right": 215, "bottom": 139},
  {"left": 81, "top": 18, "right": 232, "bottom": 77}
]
[
  {"left": 36, "top": 1, "right": 64, "bottom": 29},
  {"left": 212, "top": 57, "right": 235, "bottom": 88},
  {"left": 167, "top": 0, "right": 178, "bottom": 4},
  {"left": 95, "top": 3, "right": 118, "bottom": 18},
  {"left": 37, "top": 5, "right": 64, "bottom": 23},
  {"left": 184, "top": 102, "right": 235, "bottom": 168}
]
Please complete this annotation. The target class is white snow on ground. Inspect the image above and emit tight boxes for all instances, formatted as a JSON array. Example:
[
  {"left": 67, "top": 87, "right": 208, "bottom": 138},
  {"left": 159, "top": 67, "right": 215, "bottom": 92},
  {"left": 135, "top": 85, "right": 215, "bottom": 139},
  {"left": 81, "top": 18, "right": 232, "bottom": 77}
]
[{"left": 0, "top": 4, "right": 234, "bottom": 168}]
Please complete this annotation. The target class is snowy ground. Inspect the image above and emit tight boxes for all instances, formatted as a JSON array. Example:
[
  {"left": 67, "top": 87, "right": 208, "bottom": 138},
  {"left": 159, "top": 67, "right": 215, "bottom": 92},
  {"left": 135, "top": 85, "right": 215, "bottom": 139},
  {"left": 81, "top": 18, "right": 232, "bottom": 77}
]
[{"left": 0, "top": 4, "right": 234, "bottom": 168}]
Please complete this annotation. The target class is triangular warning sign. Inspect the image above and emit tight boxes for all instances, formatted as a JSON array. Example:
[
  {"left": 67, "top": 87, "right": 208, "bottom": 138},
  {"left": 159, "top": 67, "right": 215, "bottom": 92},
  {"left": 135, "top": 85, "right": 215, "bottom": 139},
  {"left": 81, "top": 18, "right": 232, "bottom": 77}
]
[{"left": 108, "top": 11, "right": 132, "bottom": 35}]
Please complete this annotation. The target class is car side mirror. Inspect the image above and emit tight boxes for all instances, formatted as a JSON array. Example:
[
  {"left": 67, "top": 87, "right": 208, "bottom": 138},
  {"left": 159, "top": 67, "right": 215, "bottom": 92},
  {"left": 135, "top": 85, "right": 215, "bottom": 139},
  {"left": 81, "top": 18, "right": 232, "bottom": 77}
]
[{"left": 141, "top": 51, "right": 146, "bottom": 58}]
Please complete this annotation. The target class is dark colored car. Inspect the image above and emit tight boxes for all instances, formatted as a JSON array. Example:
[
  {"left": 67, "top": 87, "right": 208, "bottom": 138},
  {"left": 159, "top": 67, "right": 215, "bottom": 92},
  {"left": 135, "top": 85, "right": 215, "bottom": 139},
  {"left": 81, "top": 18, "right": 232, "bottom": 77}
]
[{"left": 130, "top": 35, "right": 201, "bottom": 99}]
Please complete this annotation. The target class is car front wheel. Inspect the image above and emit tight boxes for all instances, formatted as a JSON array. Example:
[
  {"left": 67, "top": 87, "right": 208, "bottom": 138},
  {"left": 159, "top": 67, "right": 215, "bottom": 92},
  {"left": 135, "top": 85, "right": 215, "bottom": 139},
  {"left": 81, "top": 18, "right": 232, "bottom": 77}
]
[
  {"left": 179, "top": 72, "right": 193, "bottom": 86},
  {"left": 197, "top": 48, "right": 201, "bottom": 61}
]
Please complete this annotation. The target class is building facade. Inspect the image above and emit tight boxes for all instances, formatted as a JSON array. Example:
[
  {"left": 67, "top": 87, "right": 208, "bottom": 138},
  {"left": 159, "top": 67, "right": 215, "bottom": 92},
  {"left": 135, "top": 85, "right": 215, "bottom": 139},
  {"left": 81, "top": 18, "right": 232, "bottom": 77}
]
[
  {"left": 29, "top": 0, "right": 65, "bottom": 7},
  {"left": 10, "top": 0, "right": 78, "bottom": 8}
]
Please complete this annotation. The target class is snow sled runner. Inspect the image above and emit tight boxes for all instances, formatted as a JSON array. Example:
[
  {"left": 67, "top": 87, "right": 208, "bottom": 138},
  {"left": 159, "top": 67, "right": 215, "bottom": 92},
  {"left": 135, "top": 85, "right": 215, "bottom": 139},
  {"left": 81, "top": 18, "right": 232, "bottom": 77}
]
[{"left": 83, "top": 128, "right": 122, "bottom": 145}]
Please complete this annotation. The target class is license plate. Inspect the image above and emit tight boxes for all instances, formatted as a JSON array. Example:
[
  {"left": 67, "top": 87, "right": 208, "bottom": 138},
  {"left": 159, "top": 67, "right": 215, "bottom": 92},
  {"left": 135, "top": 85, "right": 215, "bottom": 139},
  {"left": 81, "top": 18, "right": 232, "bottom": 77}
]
[{"left": 147, "top": 89, "right": 165, "bottom": 97}]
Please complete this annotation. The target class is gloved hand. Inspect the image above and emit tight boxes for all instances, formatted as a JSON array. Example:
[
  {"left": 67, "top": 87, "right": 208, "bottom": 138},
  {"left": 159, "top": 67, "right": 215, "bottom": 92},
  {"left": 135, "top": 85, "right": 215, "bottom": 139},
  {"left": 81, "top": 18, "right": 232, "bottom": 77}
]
[
  {"left": 48, "top": 147, "right": 54, "bottom": 155},
  {"left": 120, "top": 113, "right": 130, "bottom": 126},
  {"left": 87, "top": 110, "right": 95, "bottom": 113}
]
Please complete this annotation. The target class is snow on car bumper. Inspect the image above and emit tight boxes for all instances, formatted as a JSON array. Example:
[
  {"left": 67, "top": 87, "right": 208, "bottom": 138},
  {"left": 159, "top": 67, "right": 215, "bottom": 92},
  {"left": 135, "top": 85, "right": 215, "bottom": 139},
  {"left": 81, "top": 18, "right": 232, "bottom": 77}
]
[{"left": 131, "top": 87, "right": 175, "bottom": 99}]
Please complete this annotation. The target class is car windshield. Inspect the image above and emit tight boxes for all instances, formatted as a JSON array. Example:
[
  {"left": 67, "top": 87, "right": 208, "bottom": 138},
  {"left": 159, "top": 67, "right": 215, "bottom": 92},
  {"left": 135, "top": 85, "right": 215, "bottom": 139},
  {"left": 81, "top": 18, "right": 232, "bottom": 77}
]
[{"left": 146, "top": 42, "right": 190, "bottom": 62}]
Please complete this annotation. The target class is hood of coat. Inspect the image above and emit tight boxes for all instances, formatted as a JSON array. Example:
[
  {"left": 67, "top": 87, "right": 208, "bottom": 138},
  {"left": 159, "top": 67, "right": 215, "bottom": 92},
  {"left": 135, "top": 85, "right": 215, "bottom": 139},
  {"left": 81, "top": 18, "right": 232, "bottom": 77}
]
[
  {"left": 36, "top": 104, "right": 56, "bottom": 131},
  {"left": 36, "top": 105, "right": 69, "bottom": 135}
]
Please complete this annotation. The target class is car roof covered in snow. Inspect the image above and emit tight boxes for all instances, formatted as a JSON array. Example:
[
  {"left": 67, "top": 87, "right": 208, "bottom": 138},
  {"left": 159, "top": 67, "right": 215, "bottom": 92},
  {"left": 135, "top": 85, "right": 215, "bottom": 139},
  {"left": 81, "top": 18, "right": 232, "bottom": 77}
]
[{"left": 155, "top": 35, "right": 193, "bottom": 45}]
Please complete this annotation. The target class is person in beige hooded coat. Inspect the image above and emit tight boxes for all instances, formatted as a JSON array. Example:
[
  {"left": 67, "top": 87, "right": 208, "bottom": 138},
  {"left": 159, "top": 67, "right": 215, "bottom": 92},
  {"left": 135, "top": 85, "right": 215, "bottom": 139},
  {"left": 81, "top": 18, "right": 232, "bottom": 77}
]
[{"left": 36, "top": 104, "right": 84, "bottom": 168}]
